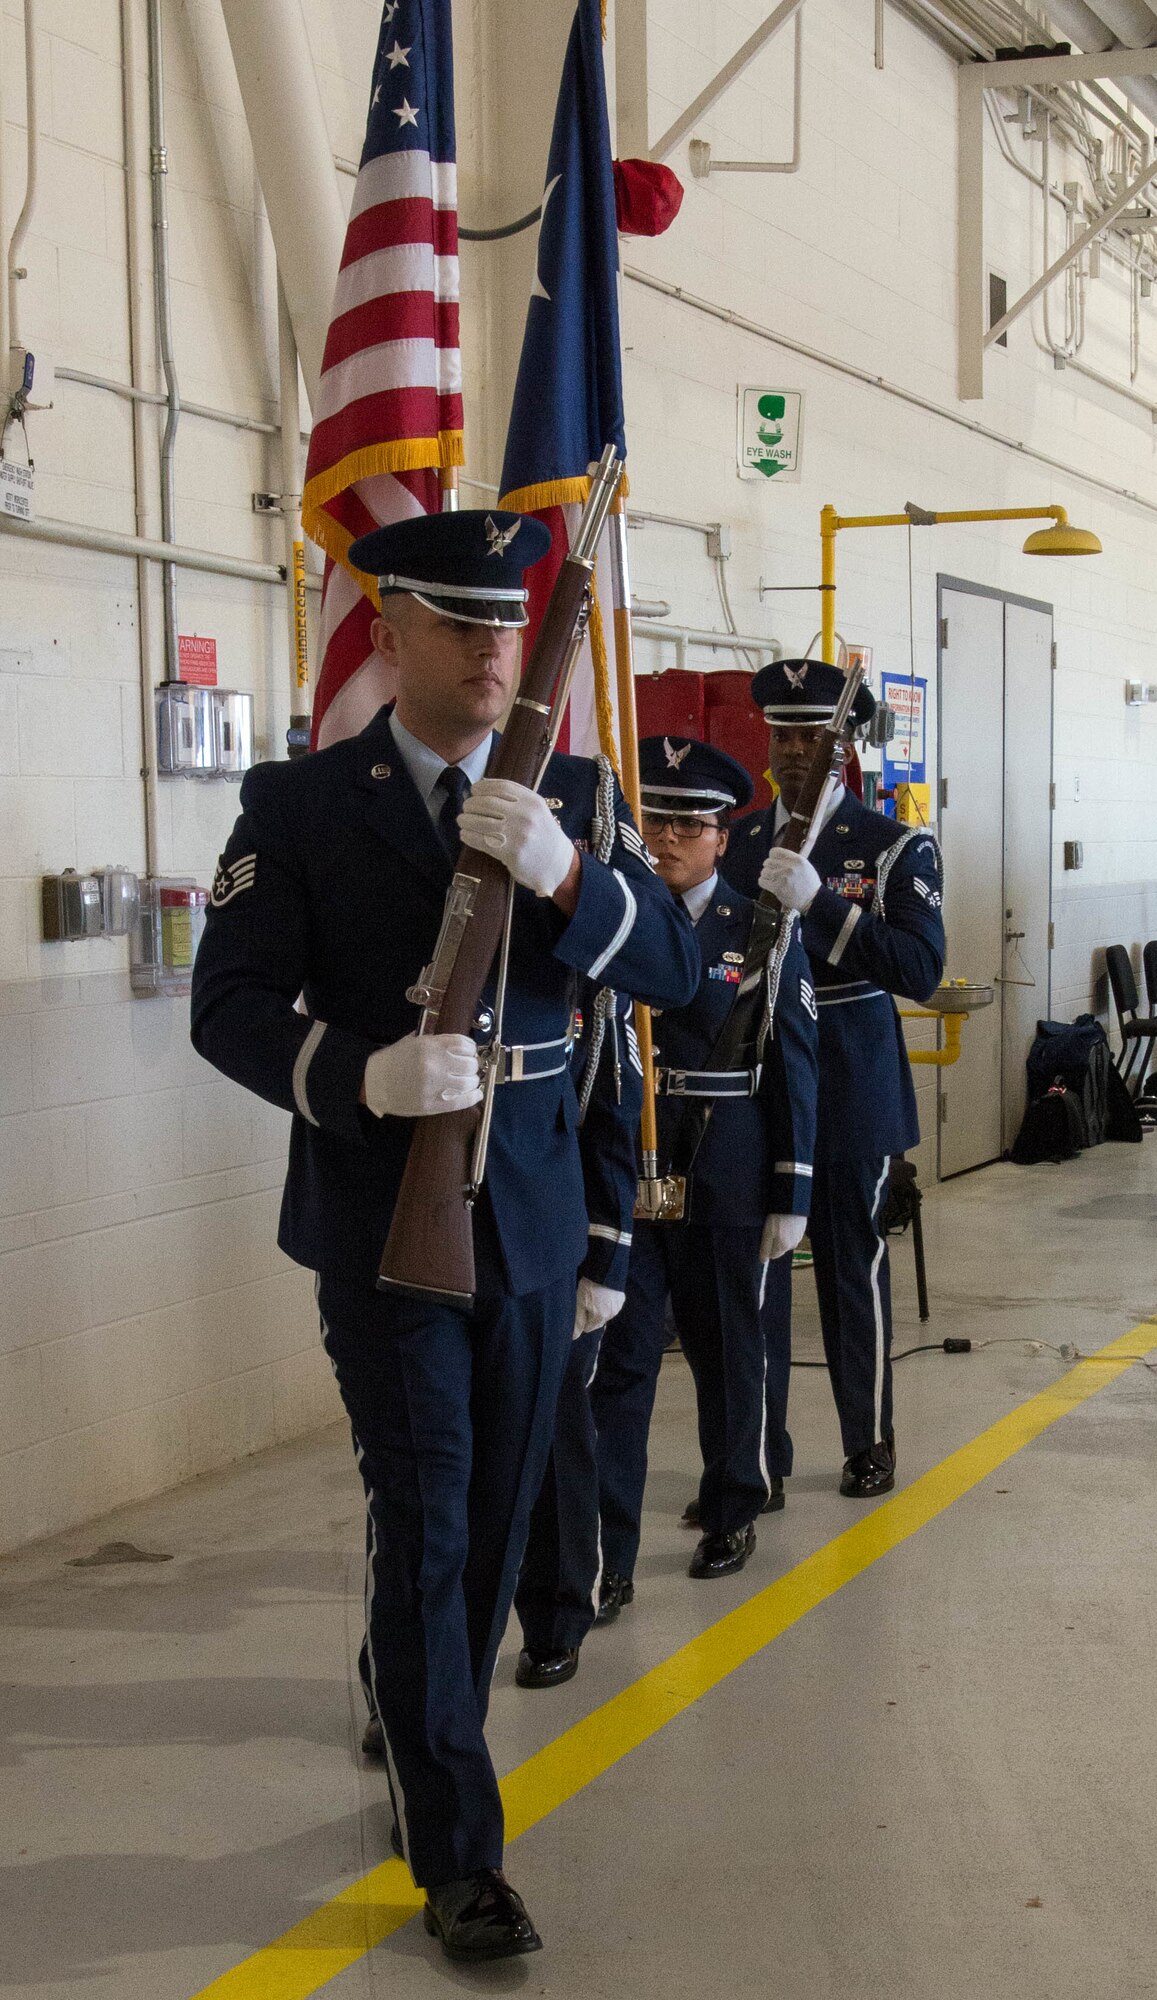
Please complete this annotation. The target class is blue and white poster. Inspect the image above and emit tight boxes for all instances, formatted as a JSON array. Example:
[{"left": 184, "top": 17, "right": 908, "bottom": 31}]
[{"left": 880, "top": 673, "right": 927, "bottom": 784}]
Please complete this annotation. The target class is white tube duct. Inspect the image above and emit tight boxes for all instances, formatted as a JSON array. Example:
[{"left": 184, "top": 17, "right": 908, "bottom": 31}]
[
  {"left": 218, "top": 0, "right": 345, "bottom": 407},
  {"left": 7, "top": 0, "right": 40, "bottom": 355},
  {"left": 1045, "top": 0, "right": 1157, "bottom": 130}
]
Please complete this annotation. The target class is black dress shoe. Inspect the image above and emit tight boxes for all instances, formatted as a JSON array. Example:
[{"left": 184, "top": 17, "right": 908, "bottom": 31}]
[
  {"left": 515, "top": 1646, "right": 579, "bottom": 1689},
  {"left": 689, "top": 1522, "right": 756, "bottom": 1579},
  {"left": 840, "top": 1444, "right": 895, "bottom": 1498},
  {"left": 594, "top": 1571, "right": 634, "bottom": 1624},
  {"left": 680, "top": 1496, "right": 701, "bottom": 1528},
  {"left": 423, "top": 1869, "right": 542, "bottom": 1963},
  {"left": 362, "top": 1714, "right": 386, "bottom": 1759}
]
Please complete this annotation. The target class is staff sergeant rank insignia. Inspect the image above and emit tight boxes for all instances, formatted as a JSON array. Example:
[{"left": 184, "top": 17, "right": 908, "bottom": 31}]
[{"left": 210, "top": 853, "right": 257, "bottom": 908}]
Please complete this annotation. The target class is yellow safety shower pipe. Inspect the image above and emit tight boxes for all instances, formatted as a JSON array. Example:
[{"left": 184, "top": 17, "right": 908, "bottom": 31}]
[
  {"left": 900, "top": 1008, "right": 965, "bottom": 1067},
  {"left": 818, "top": 503, "right": 1101, "bottom": 664}
]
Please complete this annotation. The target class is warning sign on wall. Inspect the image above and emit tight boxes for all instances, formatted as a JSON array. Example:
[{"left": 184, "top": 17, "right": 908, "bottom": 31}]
[
  {"left": 737, "top": 389, "right": 803, "bottom": 482},
  {"left": 179, "top": 635, "right": 218, "bottom": 686}
]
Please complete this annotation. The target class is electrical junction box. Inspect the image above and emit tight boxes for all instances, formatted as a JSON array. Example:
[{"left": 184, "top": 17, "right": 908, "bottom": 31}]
[
  {"left": 41, "top": 870, "right": 102, "bottom": 941},
  {"left": 97, "top": 867, "right": 140, "bottom": 935},
  {"left": 214, "top": 690, "right": 254, "bottom": 776},
  {"left": 130, "top": 879, "right": 208, "bottom": 998},
  {"left": 156, "top": 683, "right": 254, "bottom": 778}
]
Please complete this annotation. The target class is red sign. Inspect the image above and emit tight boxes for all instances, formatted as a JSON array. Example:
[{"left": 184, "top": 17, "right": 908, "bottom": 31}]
[{"left": 179, "top": 635, "right": 218, "bottom": 686}]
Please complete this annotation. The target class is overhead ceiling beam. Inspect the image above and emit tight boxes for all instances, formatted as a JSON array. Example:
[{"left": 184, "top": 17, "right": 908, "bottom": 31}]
[
  {"left": 648, "top": 0, "right": 804, "bottom": 164},
  {"left": 958, "top": 42, "right": 1157, "bottom": 400},
  {"left": 985, "top": 150, "right": 1157, "bottom": 347}
]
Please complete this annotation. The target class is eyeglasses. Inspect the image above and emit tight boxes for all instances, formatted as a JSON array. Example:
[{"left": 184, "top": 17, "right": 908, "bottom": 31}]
[{"left": 641, "top": 812, "right": 722, "bottom": 841}]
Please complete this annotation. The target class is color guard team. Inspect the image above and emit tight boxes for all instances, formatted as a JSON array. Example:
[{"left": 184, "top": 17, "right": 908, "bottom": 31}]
[{"left": 192, "top": 510, "right": 946, "bottom": 1964}]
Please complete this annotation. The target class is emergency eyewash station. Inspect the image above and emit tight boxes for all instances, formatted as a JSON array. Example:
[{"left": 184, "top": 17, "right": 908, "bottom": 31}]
[{"left": 818, "top": 497, "right": 1103, "bottom": 1066}]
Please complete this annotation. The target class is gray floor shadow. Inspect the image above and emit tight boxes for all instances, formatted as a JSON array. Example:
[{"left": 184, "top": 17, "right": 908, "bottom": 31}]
[
  {"left": 0, "top": 1548, "right": 358, "bottom": 1637},
  {"left": 0, "top": 1675, "right": 359, "bottom": 1769},
  {"left": 0, "top": 1809, "right": 412, "bottom": 1986}
]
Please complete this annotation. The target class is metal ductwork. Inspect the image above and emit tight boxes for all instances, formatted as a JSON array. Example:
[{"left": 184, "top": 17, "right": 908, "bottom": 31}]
[{"left": 1045, "top": 0, "right": 1157, "bottom": 129}]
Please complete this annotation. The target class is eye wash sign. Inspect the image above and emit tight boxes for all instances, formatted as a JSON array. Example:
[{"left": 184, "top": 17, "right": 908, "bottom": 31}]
[{"left": 737, "top": 389, "right": 802, "bottom": 481}]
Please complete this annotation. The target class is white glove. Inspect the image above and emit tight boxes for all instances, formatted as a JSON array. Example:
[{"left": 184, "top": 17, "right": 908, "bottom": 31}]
[
  {"left": 363, "top": 1033, "right": 482, "bottom": 1119},
  {"left": 572, "top": 1277, "right": 626, "bottom": 1340},
  {"left": 760, "top": 1213, "right": 808, "bottom": 1262},
  {"left": 457, "top": 777, "right": 576, "bottom": 897},
  {"left": 758, "top": 848, "right": 822, "bottom": 914}
]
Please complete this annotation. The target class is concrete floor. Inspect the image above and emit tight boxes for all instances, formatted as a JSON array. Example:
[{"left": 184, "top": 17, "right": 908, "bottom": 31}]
[{"left": 3, "top": 1142, "right": 1157, "bottom": 2000}]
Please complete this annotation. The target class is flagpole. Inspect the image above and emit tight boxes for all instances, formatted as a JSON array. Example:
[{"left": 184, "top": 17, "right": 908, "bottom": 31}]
[
  {"left": 440, "top": 465, "right": 459, "bottom": 513},
  {"left": 607, "top": 481, "right": 667, "bottom": 1213}
]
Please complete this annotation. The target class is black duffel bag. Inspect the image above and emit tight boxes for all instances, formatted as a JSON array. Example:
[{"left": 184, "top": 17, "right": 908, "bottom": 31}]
[{"left": 1017, "top": 1014, "right": 1142, "bottom": 1155}]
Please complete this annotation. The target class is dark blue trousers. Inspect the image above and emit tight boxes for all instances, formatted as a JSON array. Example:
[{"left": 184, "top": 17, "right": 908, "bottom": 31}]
[
  {"left": 319, "top": 1270, "right": 573, "bottom": 1890},
  {"left": 592, "top": 1221, "right": 789, "bottom": 1582},
  {"left": 769, "top": 1155, "right": 892, "bottom": 1459},
  {"left": 515, "top": 1326, "right": 603, "bottom": 1653}
]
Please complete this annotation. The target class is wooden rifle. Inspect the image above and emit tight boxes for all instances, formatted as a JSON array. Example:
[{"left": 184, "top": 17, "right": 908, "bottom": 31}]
[
  {"left": 377, "top": 444, "right": 624, "bottom": 1306},
  {"left": 648, "top": 661, "right": 866, "bottom": 1221}
]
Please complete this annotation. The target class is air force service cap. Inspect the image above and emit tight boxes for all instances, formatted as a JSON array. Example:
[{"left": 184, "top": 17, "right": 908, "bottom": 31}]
[
  {"left": 751, "top": 657, "right": 877, "bottom": 732},
  {"left": 347, "top": 509, "right": 552, "bottom": 628},
  {"left": 639, "top": 734, "right": 755, "bottom": 818}
]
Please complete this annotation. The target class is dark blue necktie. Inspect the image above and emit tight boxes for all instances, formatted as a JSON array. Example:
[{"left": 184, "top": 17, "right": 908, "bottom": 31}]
[{"left": 436, "top": 765, "right": 471, "bottom": 857}]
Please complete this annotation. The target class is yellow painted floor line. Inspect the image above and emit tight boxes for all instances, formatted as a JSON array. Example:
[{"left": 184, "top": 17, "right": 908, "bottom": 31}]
[{"left": 189, "top": 1314, "right": 1157, "bottom": 2000}]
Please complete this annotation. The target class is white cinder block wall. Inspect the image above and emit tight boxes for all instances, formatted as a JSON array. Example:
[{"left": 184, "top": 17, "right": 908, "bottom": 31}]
[{"left": 1, "top": 0, "right": 1155, "bottom": 1549}]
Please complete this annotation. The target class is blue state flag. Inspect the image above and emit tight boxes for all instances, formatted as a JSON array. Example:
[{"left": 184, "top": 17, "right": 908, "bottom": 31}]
[{"left": 499, "top": 0, "right": 626, "bottom": 514}]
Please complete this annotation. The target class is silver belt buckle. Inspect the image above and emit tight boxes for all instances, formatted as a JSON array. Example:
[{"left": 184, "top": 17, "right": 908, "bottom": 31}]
[{"left": 508, "top": 1044, "right": 524, "bottom": 1083}]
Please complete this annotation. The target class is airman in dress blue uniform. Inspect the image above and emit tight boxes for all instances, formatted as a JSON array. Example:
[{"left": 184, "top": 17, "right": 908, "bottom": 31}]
[
  {"left": 722, "top": 659, "right": 946, "bottom": 1499},
  {"left": 585, "top": 736, "right": 818, "bottom": 1610},
  {"left": 190, "top": 511, "right": 697, "bottom": 1964},
  {"left": 511, "top": 985, "right": 641, "bottom": 1688}
]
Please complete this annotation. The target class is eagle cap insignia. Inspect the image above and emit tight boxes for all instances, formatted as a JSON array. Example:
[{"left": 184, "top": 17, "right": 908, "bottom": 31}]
[
  {"left": 663, "top": 736, "right": 692, "bottom": 770},
  {"left": 784, "top": 663, "right": 809, "bottom": 690},
  {"left": 484, "top": 514, "right": 520, "bottom": 558}
]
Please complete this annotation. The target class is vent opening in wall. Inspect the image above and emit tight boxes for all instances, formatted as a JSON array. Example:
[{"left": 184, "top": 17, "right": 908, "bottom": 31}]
[{"left": 988, "top": 271, "right": 1008, "bottom": 349}]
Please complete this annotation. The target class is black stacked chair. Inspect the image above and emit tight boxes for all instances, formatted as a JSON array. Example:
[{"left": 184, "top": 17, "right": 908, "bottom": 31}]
[{"left": 1104, "top": 945, "right": 1157, "bottom": 1100}]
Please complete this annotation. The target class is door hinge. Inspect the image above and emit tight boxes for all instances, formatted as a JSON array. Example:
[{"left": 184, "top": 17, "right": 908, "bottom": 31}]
[
  {"left": 940, "top": 776, "right": 949, "bottom": 810},
  {"left": 1051, "top": 639, "right": 1057, "bottom": 670},
  {"left": 939, "top": 615, "right": 949, "bottom": 649},
  {"left": 1049, "top": 781, "right": 1056, "bottom": 809},
  {"left": 1048, "top": 920, "right": 1055, "bottom": 949},
  {"left": 940, "top": 1090, "right": 948, "bottom": 1124}
]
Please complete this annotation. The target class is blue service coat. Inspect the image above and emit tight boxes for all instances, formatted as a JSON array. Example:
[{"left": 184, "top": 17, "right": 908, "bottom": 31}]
[
  {"left": 573, "top": 988, "right": 644, "bottom": 1290},
  {"left": 650, "top": 884, "right": 818, "bottom": 1224},
  {"left": 190, "top": 709, "right": 698, "bottom": 1297},
  {"left": 723, "top": 789, "right": 945, "bottom": 1160}
]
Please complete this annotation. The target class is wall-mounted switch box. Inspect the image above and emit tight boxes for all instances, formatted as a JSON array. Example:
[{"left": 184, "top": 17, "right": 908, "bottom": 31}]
[
  {"left": 42, "top": 870, "right": 102, "bottom": 940},
  {"left": 96, "top": 867, "right": 140, "bottom": 936},
  {"left": 1063, "top": 840, "right": 1084, "bottom": 871}
]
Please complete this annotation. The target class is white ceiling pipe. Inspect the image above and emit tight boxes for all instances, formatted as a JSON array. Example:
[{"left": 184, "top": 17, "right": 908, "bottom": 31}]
[
  {"left": 7, "top": 0, "right": 40, "bottom": 356},
  {"left": 1045, "top": 0, "right": 1157, "bottom": 128},
  {"left": 218, "top": 0, "right": 346, "bottom": 408},
  {"left": 1089, "top": 1, "right": 1157, "bottom": 42}
]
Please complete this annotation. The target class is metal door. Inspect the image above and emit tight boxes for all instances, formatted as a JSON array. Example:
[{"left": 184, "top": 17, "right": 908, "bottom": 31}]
[
  {"left": 937, "top": 586, "right": 1005, "bottom": 1176},
  {"left": 936, "top": 579, "right": 1054, "bottom": 1177},
  {"left": 1001, "top": 600, "right": 1054, "bottom": 1150}
]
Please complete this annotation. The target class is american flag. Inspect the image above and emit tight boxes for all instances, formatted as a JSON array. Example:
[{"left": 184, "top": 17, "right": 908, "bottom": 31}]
[
  {"left": 303, "top": 0, "right": 462, "bottom": 750},
  {"left": 498, "top": 0, "right": 627, "bottom": 764}
]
